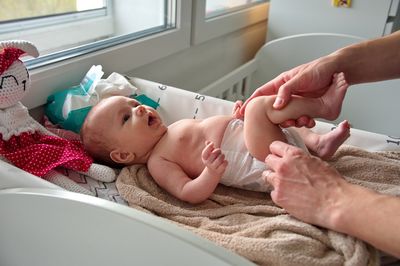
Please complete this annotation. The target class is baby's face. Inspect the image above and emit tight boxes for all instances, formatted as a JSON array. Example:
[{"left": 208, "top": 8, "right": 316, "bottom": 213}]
[{"left": 90, "top": 96, "right": 166, "bottom": 163}]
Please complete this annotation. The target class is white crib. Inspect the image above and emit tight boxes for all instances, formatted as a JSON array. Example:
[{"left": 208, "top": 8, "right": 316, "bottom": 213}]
[
  {"left": 200, "top": 33, "right": 400, "bottom": 137},
  {"left": 1, "top": 33, "right": 400, "bottom": 266}
]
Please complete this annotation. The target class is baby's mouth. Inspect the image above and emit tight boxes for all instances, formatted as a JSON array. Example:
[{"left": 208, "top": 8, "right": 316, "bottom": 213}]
[{"left": 148, "top": 115, "right": 156, "bottom": 126}]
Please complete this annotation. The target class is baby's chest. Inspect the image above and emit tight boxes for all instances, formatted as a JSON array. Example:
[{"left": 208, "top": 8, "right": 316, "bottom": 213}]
[
  {"left": 163, "top": 129, "right": 205, "bottom": 161},
  {"left": 166, "top": 120, "right": 206, "bottom": 147}
]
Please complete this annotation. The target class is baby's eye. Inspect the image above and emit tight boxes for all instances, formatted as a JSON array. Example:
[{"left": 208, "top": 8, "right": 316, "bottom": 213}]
[{"left": 123, "top": 114, "right": 130, "bottom": 123}]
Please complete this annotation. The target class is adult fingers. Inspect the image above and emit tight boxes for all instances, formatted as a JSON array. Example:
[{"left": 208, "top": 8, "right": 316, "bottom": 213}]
[
  {"left": 269, "top": 190, "right": 279, "bottom": 206},
  {"left": 273, "top": 78, "right": 297, "bottom": 109},
  {"left": 239, "top": 80, "right": 281, "bottom": 115},
  {"left": 263, "top": 171, "right": 283, "bottom": 207},
  {"left": 280, "top": 117, "right": 315, "bottom": 128},
  {"left": 279, "top": 119, "right": 296, "bottom": 128},
  {"left": 295, "top": 116, "right": 316, "bottom": 128},
  {"left": 306, "top": 118, "right": 316, "bottom": 128},
  {"left": 263, "top": 170, "right": 275, "bottom": 185},
  {"left": 268, "top": 141, "right": 304, "bottom": 158},
  {"left": 273, "top": 64, "right": 318, "bottom": 108}
]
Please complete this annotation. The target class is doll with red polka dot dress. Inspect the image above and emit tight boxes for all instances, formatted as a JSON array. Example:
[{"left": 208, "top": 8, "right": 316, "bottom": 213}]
[{"left": 0, "top": 40, "right": 116, "bottom": 195}]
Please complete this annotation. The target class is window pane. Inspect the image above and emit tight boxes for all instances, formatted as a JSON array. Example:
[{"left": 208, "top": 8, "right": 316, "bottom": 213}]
[
  {"left": 206, "top": 0, "right": 267, "bottom": 18},
  {"left": 0, "top": 0, "right": 105, "bottom": 22},
  {"left": 0, "top": 0, "right": 176, "bottom": 68}
]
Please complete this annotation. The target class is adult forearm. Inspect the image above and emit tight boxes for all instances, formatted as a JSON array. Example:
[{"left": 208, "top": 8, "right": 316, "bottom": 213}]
[
  {"left": 332, "top": 31, "right": 400, "bottom": 85},
  {"left": 331, "top": 183, "right": 400, "bottom": 258}
]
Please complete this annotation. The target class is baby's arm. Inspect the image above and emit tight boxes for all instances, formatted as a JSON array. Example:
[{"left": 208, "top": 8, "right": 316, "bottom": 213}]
[{"left": 148, "top": 141, "right": 227, "bottom": 204}]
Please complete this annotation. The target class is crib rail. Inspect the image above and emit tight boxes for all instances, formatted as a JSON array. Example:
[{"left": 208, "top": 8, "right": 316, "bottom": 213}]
[{"left": 198, "top": 59, "right": 256, "bottom": 102}]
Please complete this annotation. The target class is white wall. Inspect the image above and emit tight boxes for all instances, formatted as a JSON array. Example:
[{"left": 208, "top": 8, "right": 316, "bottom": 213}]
[
  {"left": 262, "top": 0, "right": 400, "bottom": 136},
  {"left": 127, "top": 21, "right": 267, "bottom": 92},
  {"left": 267, "top": 0, "right": 395, "bottom": 41}
]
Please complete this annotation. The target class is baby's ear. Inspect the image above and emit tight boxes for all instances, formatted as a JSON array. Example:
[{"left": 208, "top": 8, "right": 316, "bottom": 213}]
[{"left": 110, "top": 149, "right": 135, "bottom": 164}]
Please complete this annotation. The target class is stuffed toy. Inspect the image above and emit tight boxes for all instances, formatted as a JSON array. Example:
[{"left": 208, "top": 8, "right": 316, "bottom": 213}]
[{"left": 0, "top": 40, "right": 116, "bottom": 195}]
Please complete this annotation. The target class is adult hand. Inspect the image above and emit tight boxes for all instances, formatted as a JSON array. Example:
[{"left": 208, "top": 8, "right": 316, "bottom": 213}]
[
  {"left": 263, "top": 141, "right": 347, "bottom": 228},
  {"left": 240, "top": 55, "right": 338, "bottom": 128}
]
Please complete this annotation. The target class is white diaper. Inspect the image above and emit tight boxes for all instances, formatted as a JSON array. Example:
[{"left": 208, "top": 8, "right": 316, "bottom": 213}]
[{"left": 220, "top": 119, "right": 308, "bottom": 192}]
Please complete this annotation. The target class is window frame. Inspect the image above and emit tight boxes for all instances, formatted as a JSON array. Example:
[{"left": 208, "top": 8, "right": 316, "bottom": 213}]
[
  {"left": 191, "top": 0, "right": 269, "bottom": 45},
  {"left": 25, "top": 0, "right": 192, "bottom": 109},
  {"left": 21, "top": 0, "right": 268, "bottom": 109},
  {"left": 0, "top": 7, "right": 108, "bottom": 33},
  {"left": 0, "top": 2, "right": 112, "bottom": 57}
]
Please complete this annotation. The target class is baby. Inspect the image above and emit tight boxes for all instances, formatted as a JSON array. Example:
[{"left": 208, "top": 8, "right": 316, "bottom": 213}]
[{"left": 81, "top": 73, "right": 350, "bottom": 204}]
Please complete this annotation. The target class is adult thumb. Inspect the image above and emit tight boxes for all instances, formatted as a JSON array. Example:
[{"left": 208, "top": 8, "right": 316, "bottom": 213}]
[{"left": 273, "top": 81, "right": 295, "bottom": 109}]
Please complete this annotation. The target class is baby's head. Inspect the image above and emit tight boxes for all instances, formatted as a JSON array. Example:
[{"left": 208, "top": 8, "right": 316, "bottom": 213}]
[{"left": 81, "top": 96, "right": 167, "bottom": 167}]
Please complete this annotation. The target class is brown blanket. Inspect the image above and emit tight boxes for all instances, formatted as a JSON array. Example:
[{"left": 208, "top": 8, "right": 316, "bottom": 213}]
[{"left": 116, "top": 145, "right": 400, "bottom": 266}]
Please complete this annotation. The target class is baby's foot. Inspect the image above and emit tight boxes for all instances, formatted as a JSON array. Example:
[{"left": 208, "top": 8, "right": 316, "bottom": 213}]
[
  {"left": 314, "top": 120, "right": 351, "bottom": 160},
  {"left": 319, "top": 72, "right": 349, "bottom": 120}
]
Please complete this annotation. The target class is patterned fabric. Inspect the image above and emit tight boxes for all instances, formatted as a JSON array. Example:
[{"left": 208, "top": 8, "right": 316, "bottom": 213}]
[
  {"left": 0, "top": 47, "right": 24, "bottom": 75},
  {"left": 0, "top": 131, "right": 93, "bottom": 176}
]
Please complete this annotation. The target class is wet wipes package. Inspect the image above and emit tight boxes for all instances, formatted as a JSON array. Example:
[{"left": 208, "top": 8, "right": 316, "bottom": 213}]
[{"left": 45, "top": 65, "right": 158, "bottom": 133}]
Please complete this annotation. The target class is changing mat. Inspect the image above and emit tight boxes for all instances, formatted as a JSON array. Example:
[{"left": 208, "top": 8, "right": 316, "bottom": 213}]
[{"left": 116, "top": 145, "right": 400, "bottom": 266}]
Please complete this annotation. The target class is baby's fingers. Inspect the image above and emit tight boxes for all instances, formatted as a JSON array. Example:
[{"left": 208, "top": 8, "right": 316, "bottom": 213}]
[
  {"left": 233, "top": 101, "right": 244, "bottom": 119},
  {"left": 202, "top": 141, "right": 214, "bottom": 160},
  {"left": 207, "top": 148, "right": 222, "bottom": 164},
  {"left": 233, "top": 101, "right": 243, "bottom": 111},
  {"left": 215, "top": 158, "right": 228, "bottom": 174},
  {"left": 207, "top": 152, "right": 227, "bottom": 175}
]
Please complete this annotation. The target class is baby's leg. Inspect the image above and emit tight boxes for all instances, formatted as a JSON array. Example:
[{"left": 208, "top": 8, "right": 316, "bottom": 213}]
[
  {"left": 243, "top": 96, "right": 287, "bottom": 162},
  {"left": 264, "top": 72, "right": 348, "bottom": 124},
  {"left": 243, "top": 73, "right": 348, "bottom": 161},
  {"left": 297, "top": 120, "right": 351, "bottom": 160}
]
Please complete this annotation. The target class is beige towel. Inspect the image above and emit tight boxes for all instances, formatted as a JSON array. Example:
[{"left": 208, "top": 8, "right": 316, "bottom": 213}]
[{"left": 116, "top": 145, "right": 400, "bottom": 266}]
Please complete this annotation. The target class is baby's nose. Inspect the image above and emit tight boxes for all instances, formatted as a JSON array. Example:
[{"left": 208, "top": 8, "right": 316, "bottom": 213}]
[{"left": 135, "top": 105, "right": 145, "bottom": 115}]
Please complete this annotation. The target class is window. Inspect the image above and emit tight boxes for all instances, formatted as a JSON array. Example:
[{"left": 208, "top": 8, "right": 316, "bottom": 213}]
[
  {"left": 1, "top": 1, "right": 109, "bottom": 57},
  {"left": 0, "top": 0, "right": 178, "bottom": 68},
  {"left": 2, "top": 1, "right": 267, "bottom": 109},
  {"left": 206, "top": 0, "right": 267, "bottom": 18},
  {"left": 14, "top": 0, "right": 191, "bottom": 110},
  {"left": 192, "top": 0, "right": 268, "bottom": 44},
  {"left": 0, "top": 0, "right": 105, "bottom": 21}
]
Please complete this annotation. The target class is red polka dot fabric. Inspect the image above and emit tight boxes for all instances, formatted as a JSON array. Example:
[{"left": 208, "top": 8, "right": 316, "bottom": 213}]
[
  {"left": 0, "top": 47, "right": 25, "bottom": 75},
  {"left": 0, "top": 132, "right": 93, "bottom": 177}
]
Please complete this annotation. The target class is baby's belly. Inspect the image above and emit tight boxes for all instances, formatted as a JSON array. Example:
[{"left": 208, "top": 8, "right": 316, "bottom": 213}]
[
  {"left": 200, "top": 116, "right": 232, "bottom": 147},
  {"left": 172, "top": 116, "right": 232, "bottom": 177}
]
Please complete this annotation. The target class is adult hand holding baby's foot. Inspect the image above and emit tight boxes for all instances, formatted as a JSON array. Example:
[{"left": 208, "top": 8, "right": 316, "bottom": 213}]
[{"left": 201, "top": 141, "right": 228, "bottom": 177}]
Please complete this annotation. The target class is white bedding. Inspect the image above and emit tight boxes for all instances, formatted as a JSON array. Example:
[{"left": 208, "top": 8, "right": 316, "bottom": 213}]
[
  {"left": 1, "top": 76, "right": 399, "bottom": 199},
  {"left": 1, "top": 76, "right": 400, "bottom": 266}
]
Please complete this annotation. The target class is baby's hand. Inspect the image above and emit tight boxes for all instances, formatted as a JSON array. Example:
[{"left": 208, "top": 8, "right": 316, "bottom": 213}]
[
  {"left": 233, "top": 100, "right": 244, "bottom": 119},
  {"left": 202, "top": 141, "right": 228, "bottom": 177}
]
